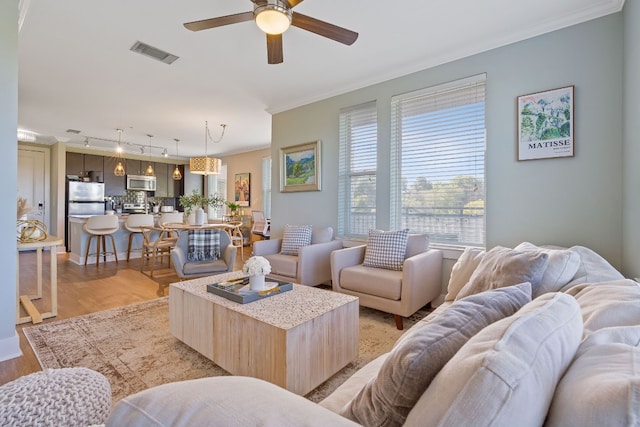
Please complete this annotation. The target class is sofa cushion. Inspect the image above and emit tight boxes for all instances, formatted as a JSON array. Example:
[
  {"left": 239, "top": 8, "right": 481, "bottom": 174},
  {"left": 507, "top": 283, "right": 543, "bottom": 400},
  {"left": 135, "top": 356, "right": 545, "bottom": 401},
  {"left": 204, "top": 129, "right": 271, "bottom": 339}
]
[
  {"left": 363, "top": 229, "right": 409, "bottom": 271},
  {"left": 280, "top": 224, "right": 313, "bottom": 256},
  {"left": 455, "top": 245, "right": 549, "bottom": 300},
  {"left": 445, "top": 247, "right": 486, "bottom": 301},
  {"left": 564, "top": 279, "right": 640, "bottom": 334},
  {"left": 340, "top": 265, "right": 402, "bottom": 300},
  {"left": 311, "top": 226, "right": 334, "bottom": 244},
  {"left": 405, "top": 292, "right": 583, "bottom": 427},
  {"left": 559, "top": 245, "right": 625, "bottom": 291},
  {"left": 514, "top": 242, "right": 580, "bottom": 297},
  {"left": 264, "top": 253, "right": 298, "bottom": 279},
  {"left": 546, "top": 325, "right": 640, "bottom": 427},
  {"left": 404, "top": 234, "right": 429, "bottom": 259},
  {"left": 341, "top": 282, "right": 532, "bottom": 427},
  {"left": 183, "top": 259, "right": 230, "bottom": 275}
]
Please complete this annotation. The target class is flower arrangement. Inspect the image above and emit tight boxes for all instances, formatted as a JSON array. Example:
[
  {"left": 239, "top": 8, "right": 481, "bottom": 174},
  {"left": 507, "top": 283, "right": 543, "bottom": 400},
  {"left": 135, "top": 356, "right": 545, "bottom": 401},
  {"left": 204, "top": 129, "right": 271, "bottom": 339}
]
[
  {"left": 243, "top": 256, "right": 271, "bottom": 277},
  {"left": 227, "top": 201, "right": 240, "bottom": 215}
]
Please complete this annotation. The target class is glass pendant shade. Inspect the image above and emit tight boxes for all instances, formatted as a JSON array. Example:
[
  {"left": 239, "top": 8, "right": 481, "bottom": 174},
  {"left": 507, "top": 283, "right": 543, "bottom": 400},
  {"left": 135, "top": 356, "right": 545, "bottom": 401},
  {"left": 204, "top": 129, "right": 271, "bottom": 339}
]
[
  {"left": 114, "top": 161, "right": 125, "bottom": 176},
  {"left": 145, "top": 163, "right": 154, "bottom": 176},
  {"left": 172, "top": 165, "right": 182, "bottom": 180}
]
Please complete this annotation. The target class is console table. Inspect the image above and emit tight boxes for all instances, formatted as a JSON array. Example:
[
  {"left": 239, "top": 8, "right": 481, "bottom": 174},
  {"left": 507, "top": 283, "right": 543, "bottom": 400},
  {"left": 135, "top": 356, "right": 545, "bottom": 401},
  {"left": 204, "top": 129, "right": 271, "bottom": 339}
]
[{"left": 16, "top": 235, "right": 62, "bottom": 324}]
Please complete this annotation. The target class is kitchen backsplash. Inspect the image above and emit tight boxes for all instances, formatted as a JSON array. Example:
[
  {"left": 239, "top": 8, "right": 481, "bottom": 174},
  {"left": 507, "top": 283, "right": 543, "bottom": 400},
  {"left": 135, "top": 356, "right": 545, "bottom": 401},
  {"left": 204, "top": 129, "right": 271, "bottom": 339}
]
[{"left": 106, "top": 190, "right": 178, "bottom": 209}]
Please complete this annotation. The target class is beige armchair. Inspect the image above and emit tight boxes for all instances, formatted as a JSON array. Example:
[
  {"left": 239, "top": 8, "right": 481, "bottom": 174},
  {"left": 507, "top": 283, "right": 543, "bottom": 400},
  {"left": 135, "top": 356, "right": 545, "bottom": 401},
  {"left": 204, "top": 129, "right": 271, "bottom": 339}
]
[
  {"left": 253, "top": 226, "right": 343, "bottom": 286},
  {"left": 172, "top": 230, "right": 236, "bottom": 279},
  {"left": 331, "top": 234, "right": 443, "bottom": 329}
]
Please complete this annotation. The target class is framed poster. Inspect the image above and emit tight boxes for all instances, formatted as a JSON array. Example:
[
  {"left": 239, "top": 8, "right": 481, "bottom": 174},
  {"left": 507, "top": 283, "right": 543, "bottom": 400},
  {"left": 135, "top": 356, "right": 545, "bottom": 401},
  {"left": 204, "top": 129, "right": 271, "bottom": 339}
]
[
  {"left": 517, "top": 85, "right": 574, "bottom": 161},
  {"left": 280, "top": 140, "right": 321, "bottom": 192},
  {"left": 234, "top": 173, "right": 250, "bottom": 207}
]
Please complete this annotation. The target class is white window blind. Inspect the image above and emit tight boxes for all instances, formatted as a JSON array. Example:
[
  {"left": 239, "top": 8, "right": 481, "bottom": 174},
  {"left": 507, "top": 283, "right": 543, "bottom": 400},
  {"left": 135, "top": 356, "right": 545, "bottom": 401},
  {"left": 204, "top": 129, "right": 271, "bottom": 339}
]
[
  {"left": 338, "top": 101, "right": 377, "bottom": 237},
  {"left": 391, "top": 74, "right": 486, "bottom": 247},
  {"left": 207, "top": 164, "right": 227, "bottom": 219},
  {"left": 262, "top": 157, "right": 272, "bottom": 219}
]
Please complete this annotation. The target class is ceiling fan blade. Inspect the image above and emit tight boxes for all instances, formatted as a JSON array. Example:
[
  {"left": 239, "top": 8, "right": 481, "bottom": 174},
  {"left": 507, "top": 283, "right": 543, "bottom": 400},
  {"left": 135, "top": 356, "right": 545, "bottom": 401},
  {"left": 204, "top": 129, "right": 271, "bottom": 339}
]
[
  {"left": 291, "top": 12, "right": 358, "bottom": 45},
  {"left": 184, "top": 11, "right": 254, "bottom": 32},
  {"left": 267, "top": 34, "right": 283, "bottom": 64},
  {"left": 283, "top": 0, "right": 304, "bottom": 8}
]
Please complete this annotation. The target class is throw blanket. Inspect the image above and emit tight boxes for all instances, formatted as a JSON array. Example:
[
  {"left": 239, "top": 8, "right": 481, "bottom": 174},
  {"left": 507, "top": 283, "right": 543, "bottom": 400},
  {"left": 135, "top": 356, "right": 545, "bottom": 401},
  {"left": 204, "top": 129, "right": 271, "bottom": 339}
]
[{"left": 187, "top": 229, "right": 221, "bottom": 262}]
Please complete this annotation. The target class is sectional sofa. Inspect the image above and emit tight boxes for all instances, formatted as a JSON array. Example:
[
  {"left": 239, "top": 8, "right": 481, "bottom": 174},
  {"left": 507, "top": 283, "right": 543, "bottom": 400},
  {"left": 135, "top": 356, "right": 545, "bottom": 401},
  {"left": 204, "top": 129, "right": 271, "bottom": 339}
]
[{"left": 104, "top": 242, "right": 640, "bottom": 426}]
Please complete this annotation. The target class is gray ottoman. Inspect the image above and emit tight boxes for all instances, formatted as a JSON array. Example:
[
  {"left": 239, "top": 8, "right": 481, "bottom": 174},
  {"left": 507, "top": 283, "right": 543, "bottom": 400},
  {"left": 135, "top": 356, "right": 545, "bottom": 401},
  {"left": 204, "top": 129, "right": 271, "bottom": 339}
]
[{"left": 0, "top": 367, "right": 112, "bottom": 427}]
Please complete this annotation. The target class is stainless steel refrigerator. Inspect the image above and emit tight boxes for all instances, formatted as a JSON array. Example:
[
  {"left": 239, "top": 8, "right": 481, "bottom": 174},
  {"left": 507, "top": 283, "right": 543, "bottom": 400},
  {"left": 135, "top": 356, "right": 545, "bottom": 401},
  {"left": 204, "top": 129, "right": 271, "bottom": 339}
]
[{"left": 66, "top": 181, "right": 105, "bottom": 249}]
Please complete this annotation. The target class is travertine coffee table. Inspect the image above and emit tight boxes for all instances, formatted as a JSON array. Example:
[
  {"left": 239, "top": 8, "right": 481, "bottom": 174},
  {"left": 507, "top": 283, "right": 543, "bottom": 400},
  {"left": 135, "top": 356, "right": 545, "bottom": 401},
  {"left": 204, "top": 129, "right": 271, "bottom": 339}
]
[{"left": 169, "top": 271, "right": 359, "bottom": 395}]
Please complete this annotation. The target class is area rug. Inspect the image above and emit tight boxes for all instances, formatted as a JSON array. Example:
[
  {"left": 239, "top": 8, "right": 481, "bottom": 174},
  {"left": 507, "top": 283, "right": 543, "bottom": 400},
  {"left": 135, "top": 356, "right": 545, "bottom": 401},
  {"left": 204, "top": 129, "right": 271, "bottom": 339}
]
[{"left": 23, "top": 296, "right": 431, "bottom": 405}]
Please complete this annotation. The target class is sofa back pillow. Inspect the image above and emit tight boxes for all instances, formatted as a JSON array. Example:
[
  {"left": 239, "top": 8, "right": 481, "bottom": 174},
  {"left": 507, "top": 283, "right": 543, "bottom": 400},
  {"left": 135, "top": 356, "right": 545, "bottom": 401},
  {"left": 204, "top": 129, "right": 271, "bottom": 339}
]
[
  {"left": 445, "top": 247, "right": 486, "bottom": 301},
  {"left": 546, "top": 325, "right": 640, "bottom": 427},
  {"left": 455, "top": 246, "right": 549, "bottom": 300},
  {"left": 405, "top": 292, "right": 583, "bottom": 427},
  {"left": 514, "top": 242, "right": 580, "bottom": 297},
  {"left": 341, "top": 282, "right": 532, "bottom": 427},
  {"left": 280, "top": 224, "right": 312, "bottom": 256},
  {"left": 363, "top": 229, "right": 409, "bottom": 271}
]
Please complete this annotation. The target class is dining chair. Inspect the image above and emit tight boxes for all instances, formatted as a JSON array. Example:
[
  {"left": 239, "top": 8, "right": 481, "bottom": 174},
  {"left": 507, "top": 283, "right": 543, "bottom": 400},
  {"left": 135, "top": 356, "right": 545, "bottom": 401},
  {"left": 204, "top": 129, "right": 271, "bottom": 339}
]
[{"left": 140, "top": 226, "right": 178, "bottom": 277}]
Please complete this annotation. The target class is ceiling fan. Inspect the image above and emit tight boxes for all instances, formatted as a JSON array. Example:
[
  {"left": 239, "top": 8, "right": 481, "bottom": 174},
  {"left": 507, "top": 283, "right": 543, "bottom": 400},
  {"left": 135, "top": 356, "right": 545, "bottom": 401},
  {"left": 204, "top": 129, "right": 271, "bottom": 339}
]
[{"left": 183, "top": 0, "right": 358, "bottom": 64}]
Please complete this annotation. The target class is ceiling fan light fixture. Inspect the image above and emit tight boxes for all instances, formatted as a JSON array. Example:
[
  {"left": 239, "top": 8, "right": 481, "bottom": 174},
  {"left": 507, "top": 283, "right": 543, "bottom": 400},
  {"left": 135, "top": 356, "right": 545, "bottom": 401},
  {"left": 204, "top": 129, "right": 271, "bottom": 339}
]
[{"left": 254, "top": 2, "right": 292, "bottom": 35}]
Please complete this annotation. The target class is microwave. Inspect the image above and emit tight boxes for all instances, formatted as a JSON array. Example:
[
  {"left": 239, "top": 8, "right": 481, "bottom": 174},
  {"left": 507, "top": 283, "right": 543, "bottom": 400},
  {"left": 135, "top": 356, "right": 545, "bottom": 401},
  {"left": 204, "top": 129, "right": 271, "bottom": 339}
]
[{"left": 127, "top": 175, "right": 156, "bottom": 191}]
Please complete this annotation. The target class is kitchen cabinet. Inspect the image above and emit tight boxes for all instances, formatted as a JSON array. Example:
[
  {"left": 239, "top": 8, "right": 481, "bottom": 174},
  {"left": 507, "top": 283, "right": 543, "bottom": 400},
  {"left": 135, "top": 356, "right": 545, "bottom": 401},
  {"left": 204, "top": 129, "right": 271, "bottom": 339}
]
[
  {"left": 103, "top": 157, "right": 126, "bottom": 196},
  {"left": 155, "top": 163, "right": 168, "bottom": 197},
  {"left": 126, "top": 159, "right": 142, "bottom": 176},
  {"left": 66, "top": 152, "right": 84, "bottom": 176},
  {"left": 83, "top": 154, "right": 103, "bottom": 174}
]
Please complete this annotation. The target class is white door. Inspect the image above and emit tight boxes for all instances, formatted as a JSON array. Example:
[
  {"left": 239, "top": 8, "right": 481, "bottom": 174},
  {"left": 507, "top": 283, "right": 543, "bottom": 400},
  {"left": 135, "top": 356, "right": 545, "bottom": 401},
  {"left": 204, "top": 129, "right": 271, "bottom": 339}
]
[{"left": 18, "top": 147, "right": 49, "bottom": 230}]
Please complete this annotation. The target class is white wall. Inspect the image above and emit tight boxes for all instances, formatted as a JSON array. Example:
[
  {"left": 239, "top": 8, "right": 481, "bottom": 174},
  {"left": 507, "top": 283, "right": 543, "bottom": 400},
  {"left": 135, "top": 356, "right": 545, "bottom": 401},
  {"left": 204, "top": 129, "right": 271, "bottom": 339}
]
[
  {"left": 272, "top": 13, "right": 625, "bottom": 268},
  {"left": 622, "top": 0, "right": 640, "bottom": 278},
  {"left": 0, "top": 0, "right": 21, "bottom": 361}
]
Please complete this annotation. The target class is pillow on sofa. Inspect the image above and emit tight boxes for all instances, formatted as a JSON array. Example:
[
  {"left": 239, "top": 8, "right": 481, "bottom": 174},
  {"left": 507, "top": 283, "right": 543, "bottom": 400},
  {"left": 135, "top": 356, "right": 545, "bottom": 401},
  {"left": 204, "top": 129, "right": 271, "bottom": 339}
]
[
  {"left": 546, "top": 325, "right": 640, "bottom": 427},
  {"left": 455, "top": 246, "right": 549, "bottom": 300},
  {"left": 341, "top": 282, "right": 532, "bottom": 427},
  {"left": 404, "top": 292, "right": 583, "bottom": 427},
  {"left": 363, "top": 229, "right": 409, "bottom": 271},
  {"left": 280, "top": 224, "right": 312, "bottom": 256},
  {"left": 445, "top": 247, "right": 486, "bottom": 301},
  {"left": 514, "top": 242, "right": 580, "bottom": 297}
]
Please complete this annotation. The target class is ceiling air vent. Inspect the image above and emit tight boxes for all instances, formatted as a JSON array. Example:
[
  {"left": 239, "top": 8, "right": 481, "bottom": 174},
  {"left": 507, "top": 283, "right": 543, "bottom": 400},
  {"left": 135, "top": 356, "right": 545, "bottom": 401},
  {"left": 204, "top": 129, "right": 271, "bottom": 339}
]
[
  {"left": 130, "top": 41, "right": 179, "bottom": 65},
  {"left": 66, "top": 129, "right": 81, "bottom": 134}
]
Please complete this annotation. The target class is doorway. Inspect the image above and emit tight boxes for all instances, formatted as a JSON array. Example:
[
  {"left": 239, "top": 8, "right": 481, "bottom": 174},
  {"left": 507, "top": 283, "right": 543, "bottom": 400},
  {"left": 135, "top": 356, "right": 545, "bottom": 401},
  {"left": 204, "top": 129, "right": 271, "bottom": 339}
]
[{"left": 18, "top": 146, "right": 50, "bottom": 231}]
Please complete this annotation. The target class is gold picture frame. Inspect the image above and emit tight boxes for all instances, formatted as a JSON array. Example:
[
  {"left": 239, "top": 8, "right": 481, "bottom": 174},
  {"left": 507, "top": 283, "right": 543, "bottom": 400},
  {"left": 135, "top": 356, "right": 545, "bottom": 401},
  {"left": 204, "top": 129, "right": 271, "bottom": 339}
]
[{"left": 280, "top": 141, "right": 321, "bottom": 192}]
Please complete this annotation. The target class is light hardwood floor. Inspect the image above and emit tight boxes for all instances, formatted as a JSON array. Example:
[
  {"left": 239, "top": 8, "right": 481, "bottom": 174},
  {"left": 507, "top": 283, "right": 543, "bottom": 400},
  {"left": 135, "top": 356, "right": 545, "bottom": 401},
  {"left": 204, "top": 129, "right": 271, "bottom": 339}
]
[{"left": 0, "top": 245, "right": 251, "bottom": 386}]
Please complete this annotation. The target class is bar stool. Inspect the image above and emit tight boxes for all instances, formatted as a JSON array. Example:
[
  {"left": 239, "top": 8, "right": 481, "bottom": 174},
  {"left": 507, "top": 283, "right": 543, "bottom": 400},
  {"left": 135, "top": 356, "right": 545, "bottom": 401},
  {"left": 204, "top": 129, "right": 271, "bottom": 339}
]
[
  {"left": 124, "top": 214, "right": 155, "bottom": 261},
  {"left": 83, "top": 215, "right": 120, "bottom": 266}
]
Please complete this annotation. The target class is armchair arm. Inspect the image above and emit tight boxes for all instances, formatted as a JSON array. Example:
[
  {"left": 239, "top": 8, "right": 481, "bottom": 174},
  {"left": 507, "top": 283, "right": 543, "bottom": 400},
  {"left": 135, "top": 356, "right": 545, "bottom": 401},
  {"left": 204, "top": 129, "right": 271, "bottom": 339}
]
[
  {"left": 221, "top": 243, "right": 237, "bottom": 270},
  {"left": 297, "top": 240, "right": 344, "bottom": 286},
  {"left": 401, "top": 249, "right": 443, "bottom": 315},
  {"left": 331, "top": 245, "right": 366, "bottom": 291},
  {"left": 253, "top": 238, "right": 282, "bottom": 256},
  {"left": 171, "top": 246, "right": 187, "bottom": 277}
]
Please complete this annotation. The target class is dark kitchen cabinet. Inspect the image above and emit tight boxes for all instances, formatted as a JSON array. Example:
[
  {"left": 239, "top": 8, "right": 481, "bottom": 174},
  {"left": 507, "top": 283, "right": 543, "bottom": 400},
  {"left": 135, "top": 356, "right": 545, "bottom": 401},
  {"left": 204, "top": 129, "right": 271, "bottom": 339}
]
[
  {"left": 66, "top": 152, "right": 84, "bottom": 176},
  {"left": 155, "top": 163, "right": 168, "bottom": 197},
  {"left": 83, "top": 154, "right": 103, "bottom": 174},
  {"left": 126, "top": 159, "right": 142, "bottom": 176},
  {"left": 103, "top": 157, "right": 126, "bottom": 196}
]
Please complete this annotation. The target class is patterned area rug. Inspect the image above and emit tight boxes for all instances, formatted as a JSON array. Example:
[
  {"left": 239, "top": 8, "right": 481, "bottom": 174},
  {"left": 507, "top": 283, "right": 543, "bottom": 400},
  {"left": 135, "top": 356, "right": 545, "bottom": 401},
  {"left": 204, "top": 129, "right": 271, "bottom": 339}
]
[{"left": 24, "top": 296, "right": 431, "bottom": 405}]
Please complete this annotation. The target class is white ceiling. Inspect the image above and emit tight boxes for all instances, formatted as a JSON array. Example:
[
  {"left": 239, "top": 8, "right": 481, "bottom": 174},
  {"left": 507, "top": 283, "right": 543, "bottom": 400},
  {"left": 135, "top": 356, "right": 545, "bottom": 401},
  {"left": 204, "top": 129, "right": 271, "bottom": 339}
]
[{"left": 18, "top": 0, "right": 623, "bottom": 160}]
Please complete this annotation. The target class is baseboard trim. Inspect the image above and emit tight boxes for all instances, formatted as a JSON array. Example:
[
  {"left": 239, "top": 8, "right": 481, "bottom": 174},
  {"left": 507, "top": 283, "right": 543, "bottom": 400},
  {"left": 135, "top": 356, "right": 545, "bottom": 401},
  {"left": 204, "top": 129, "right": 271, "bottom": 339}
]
[{"left": 0, "top": 332, "right": 22, "bottom": 362}]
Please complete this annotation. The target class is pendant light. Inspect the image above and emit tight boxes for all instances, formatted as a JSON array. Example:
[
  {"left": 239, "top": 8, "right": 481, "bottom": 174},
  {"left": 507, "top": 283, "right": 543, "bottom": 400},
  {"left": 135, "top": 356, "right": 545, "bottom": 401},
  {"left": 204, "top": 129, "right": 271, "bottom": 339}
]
[
  {"left": 172, "top": 138, "right": 182, "bottom": 181},
  {"left": 145, "top": 134, "right": 155, "bottom": 176},
  {"left": 189, "top": 121, "right": 226, "bottom": 175},
  {"left": 113, "top": 129, "right": 126, "bottom": 176}
]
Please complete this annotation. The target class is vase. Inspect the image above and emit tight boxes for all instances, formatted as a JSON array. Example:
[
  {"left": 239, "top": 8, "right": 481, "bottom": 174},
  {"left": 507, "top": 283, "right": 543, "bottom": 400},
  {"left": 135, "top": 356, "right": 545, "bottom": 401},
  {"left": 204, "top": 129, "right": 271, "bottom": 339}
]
[
  {"left": 194, "top": 208, "right": 205, "bottom": 226},
  {"left": 249, "top": 274, "right": 266, "bottom": 291}
]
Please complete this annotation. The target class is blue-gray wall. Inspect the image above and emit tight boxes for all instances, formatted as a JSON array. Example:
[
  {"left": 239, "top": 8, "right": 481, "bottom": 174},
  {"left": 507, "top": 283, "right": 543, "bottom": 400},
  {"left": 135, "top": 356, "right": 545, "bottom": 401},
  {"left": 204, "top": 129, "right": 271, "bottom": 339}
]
[
  {"left": 623, "top": 0, "right": 640, "bottom": 278},
  {"left": 272, "top": 12, "right": 627, "bottom": 270},
  {"left": 0, "top": 0, "right": 21, "bottom": 361}
]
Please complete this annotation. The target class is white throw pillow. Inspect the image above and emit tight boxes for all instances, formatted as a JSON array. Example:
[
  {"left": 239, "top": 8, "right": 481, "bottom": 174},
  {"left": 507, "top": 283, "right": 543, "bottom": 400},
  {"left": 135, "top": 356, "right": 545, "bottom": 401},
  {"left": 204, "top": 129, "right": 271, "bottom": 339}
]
[
  {"left": 404, "top": 292, "right": 583, "bottom": 427},
  {"left": 445, "top": 247, "right": 486, "bottom": 301},
  {"left": 514, "top": 242, "right": 580, "bottom": 297},
  {"left": 546, "top": 326, "right": 640, "bottom": 427},
  {"left": 280, "top": 224, "right": 312, "bottom": 256}
]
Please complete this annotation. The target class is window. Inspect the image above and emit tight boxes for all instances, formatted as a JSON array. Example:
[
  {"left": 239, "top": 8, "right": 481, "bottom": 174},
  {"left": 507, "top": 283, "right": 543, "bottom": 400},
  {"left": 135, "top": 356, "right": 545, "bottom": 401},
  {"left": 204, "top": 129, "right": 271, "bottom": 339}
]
[
  {"left": 338, "top": 101, "right": 377, "bottom": 237},
  {"left": 262, "top": 157, "right": 272, "bottom": 219},
  {"left": 207, "top": 164, "right": 227, "bottom": 219},
  {"left": 391, "top": 74, "right": 486, "bottom": 247}
]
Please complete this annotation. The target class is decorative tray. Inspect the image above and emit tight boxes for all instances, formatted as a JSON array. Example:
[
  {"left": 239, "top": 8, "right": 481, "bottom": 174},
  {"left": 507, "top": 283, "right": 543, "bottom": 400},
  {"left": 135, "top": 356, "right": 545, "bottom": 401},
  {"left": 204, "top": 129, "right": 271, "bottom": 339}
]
[{"left": 206, "top": 276, "right": 293, "bottom": 304}]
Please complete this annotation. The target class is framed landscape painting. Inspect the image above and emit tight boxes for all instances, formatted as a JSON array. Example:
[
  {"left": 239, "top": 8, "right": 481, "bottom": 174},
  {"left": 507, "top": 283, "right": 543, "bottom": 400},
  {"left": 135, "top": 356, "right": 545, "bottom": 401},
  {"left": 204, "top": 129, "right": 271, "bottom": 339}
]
[
  {"left": 517, "top": 85, "right": 574, "bottom": 161},
  {"left": 280, "top": 141, "right": 321, "bottom": 192},
  {"left": 234, "top": 173, "right": 250, "bottom": 206}
]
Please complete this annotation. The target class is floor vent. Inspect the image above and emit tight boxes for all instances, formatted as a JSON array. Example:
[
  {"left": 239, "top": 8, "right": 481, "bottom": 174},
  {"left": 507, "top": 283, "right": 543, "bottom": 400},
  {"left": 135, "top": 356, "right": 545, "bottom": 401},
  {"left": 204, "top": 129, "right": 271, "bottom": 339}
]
[{"left": 130, "top": 41, "right": 179, "bottom": 65}]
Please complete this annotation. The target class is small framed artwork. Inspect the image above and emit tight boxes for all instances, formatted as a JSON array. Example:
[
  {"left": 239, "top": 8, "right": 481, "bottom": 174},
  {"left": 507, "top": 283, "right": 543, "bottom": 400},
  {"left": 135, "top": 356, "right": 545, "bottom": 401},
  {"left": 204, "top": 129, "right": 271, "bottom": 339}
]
[
  {"left": 517, "top": 85, "right": 574, "bottom": 161},
  {"left": 234, "top": 173, "right": 250, "bottom": 207},
  {"left": 280, "top": 140, "right": 322, "bottom": 192}
]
